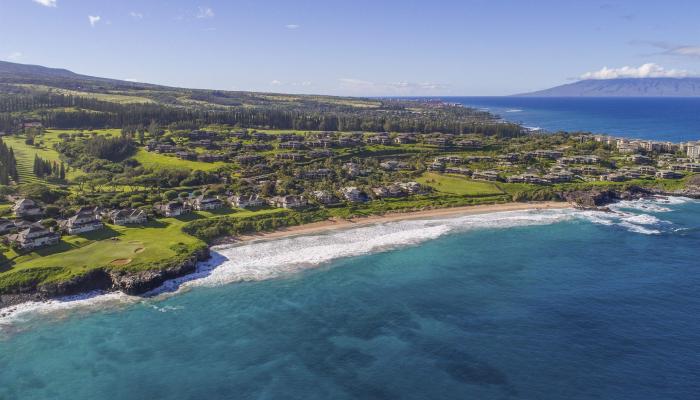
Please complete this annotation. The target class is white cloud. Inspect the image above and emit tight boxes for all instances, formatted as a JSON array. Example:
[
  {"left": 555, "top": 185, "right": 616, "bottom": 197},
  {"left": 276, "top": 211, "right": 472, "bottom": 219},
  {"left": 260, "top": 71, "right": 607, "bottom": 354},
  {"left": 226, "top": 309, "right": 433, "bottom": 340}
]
[
  {"left": 581, "top": 63, "right": 690, "bottom": 80},
  {"left": 6, "top": 52, "right": 23, "bottom": 61},
  {"left": 634, "top": 41, "right": 700, "bottom": 59},
  {"left": 33, "top": 0, "right": 57, "bottom": 7},
  {"left": 129, "top": 11, "right": 143, "bottom": 19},
  {"left": 88, "top": 15, "right": 101, "bottom": 27},
  {"left": 196, "top": 6, "right": 215, "bottom": 19},
  {"left": 285, "top": 24, "right": 300, "bottom": 30},
  {"left": 270, "top": 80, "right": 282, "bottom": 86},
  {"left": 339, "top": 78, "right": 449, "bottom": 95}
]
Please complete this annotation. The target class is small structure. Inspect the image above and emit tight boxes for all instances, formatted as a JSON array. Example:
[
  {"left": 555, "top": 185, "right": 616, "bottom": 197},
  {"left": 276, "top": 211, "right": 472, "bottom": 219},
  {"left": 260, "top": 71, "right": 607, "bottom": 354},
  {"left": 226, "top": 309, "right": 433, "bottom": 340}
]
[
  {"left": 110, "top": 209, "right": 148, "bottom": 225},
  {"left": 12, "top": 198, "right": 44, "bottom": 218},
  {"left": 59, "top": 207, "right": 103, "bottom": 234},
  {"left": 5, "top": 223, "right": 60, "bottom": 250}
]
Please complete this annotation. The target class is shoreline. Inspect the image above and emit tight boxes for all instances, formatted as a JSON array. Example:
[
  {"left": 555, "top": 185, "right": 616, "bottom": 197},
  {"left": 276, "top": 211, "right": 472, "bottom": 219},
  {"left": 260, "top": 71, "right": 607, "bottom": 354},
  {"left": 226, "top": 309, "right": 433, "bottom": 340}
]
[
  {"left": 226, "top": 201, "right": 571, "bottom": 245},
  {"left": 1, "top": 201, "right": 571, "bottom": 318}
]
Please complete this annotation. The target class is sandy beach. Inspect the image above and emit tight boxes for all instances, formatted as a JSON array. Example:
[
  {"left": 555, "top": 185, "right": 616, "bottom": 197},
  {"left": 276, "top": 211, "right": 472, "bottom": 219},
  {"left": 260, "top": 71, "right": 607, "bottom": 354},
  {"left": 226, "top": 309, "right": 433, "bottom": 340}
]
[{"left": 230, "top": 201, "right": 571, "bottom": 244}]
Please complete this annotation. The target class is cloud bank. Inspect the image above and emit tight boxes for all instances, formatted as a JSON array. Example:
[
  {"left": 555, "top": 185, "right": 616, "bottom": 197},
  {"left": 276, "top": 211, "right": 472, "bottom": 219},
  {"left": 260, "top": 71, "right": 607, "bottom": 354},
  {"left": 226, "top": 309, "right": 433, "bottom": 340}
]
[
  {"left": 581, "top": 63, "right": 690, "bottom": 79},
  {"left": 33, "top": 0, "right": 57, "bottom": 7},
  {"left": 338, "top": 78, "right": 450, "bottom": 95}
]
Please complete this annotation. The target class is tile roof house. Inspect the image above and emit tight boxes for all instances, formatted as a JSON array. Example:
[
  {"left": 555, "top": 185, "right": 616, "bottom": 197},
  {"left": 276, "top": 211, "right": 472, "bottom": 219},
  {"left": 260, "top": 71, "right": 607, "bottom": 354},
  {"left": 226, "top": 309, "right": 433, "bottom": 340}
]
[
  {"left": 110, "top": 209, "right": 148, "bottom": 225},
  {"left": 189, "top": 196, "right": 224, "bottom": 211},
  {"left": 12, "top": 198, "right": 44, "bottom": 218},
  {"left": 156, "top": 201, "right": 191, "bottom": 217},
  {"left": 59, "top": 207, "right": 104, "bottom": 234},
  {"left": 4, "top": 223, "right": 60, "bottom": 250},
  {"left": 229, "top": 194, "right": 265, "bottom": 209},
  {"left": 269, "top": 195, "right": 307, "bottom": 209}
]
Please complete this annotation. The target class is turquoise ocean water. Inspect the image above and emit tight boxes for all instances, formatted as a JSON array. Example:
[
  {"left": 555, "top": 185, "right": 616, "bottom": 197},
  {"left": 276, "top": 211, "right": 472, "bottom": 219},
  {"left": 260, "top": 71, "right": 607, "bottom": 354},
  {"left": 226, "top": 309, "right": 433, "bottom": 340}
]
[{"left": 1, "top": 198, "right": 699, "bottom": 399}]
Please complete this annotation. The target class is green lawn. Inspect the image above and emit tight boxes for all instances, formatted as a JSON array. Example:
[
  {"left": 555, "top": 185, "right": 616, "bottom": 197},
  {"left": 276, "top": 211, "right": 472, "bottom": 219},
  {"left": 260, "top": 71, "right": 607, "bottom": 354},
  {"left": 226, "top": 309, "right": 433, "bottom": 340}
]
[
  {"left": 2, "top": 134, "right": 83, "bottom": 183},
  {"left": 133, "top": 149, "right": 226, "bottom": 171},
  {"left": 0, "top": 207, "right": 288, "bottom": 290},
  {"left": 416, "top": 172, "right": 504, "bottom": 196}
]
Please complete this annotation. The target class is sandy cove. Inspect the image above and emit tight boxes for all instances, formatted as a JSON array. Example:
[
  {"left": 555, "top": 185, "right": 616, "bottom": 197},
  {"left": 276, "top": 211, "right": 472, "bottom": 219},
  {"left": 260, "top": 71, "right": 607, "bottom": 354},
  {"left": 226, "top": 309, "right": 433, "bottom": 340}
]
[{"left": 226, "top": 201, "right": 572, "bottom": 244}]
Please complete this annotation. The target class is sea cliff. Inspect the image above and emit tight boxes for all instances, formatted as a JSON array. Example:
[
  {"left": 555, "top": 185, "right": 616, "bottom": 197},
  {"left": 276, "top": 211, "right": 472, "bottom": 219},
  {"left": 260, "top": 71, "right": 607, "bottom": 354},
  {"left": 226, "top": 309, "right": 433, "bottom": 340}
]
[{"left": 0, "top": 247, "right": 209, "bottom": 309}]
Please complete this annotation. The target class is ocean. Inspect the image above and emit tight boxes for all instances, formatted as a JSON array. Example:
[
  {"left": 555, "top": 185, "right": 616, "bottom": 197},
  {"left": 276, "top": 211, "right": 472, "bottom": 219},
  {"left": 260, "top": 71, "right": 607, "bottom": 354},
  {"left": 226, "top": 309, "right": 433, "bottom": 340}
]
[
  {"left": 1, "top": 197, "right": 699, "bottom": 399},
  {"left": 444, "top": 97, "right": 700, "bottom": 142}
]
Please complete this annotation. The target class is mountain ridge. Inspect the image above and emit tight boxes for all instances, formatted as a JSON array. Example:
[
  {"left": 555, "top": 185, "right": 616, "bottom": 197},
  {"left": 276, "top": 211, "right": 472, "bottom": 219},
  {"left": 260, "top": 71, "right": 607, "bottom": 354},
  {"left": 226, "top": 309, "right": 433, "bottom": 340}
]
[{"left": 516, "top": 77, "right": 700, "bottom": 97}]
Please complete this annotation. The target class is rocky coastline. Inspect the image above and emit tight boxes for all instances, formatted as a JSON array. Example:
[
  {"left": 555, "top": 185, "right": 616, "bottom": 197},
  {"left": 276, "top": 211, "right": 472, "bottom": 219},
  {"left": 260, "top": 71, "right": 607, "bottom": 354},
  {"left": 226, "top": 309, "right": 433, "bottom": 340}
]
[
  {"left": 0, "top": 247, "right": 210, "bottom": 310},
  {"left": 2, "top": 183, "right": 699, "bottom": 311}
]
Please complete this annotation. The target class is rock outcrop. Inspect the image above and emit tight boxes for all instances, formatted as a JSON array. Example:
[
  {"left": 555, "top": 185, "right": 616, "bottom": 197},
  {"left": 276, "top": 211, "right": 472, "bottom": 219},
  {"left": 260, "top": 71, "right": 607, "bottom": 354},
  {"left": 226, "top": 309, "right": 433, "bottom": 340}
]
[{"left": 0, "top": 247, "right": 210, "bottom": 309}]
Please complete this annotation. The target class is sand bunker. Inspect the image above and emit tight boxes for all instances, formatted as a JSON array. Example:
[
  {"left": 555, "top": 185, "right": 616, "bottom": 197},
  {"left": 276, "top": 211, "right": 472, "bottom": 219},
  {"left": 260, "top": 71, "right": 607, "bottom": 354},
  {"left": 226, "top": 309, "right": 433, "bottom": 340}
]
[
  {"left": 134, "top": 247, "right": 145, "bottom": 253},
  {"left": 111, "top": 258, "right": 132, "bottom": 266}
]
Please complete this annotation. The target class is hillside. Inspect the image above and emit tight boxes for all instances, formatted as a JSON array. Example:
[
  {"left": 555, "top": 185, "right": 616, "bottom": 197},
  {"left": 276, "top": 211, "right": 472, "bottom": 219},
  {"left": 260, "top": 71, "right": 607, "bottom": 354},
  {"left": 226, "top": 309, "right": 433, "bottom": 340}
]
[
  {"left": 0, "top": 61, "right": 512, "bottom": 137},
  {"left": 516, "top": 78, "right": 700, "bottom": 97}
]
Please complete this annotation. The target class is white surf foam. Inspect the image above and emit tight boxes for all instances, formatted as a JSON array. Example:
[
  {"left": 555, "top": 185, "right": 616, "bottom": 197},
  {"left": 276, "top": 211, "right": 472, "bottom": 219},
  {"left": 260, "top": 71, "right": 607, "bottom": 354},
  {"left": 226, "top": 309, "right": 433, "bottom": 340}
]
[
  {"left": 1, "top": 199, "right": 689, "bottom": 330},
  {"left": 178, "top": 210, "right": 575, "bottom": 289},
  {"left": 0, "top": 291, "right": 135, "bottom": 334}
]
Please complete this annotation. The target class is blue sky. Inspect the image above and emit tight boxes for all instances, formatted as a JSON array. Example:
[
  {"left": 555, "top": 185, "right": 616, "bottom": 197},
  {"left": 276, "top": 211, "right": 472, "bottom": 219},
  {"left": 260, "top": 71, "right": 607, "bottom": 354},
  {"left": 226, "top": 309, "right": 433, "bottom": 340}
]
[{"left": 2, "top": 0, "right": 700, "bottom": 96}]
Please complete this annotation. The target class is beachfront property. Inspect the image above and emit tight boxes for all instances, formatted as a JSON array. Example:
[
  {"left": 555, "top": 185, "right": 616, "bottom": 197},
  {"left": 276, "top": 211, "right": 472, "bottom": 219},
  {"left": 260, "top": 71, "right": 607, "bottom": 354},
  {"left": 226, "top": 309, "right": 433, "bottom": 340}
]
[
  {"left": 687, "top": 142, "right": 700, "bottom": 160},
  {"left": 12, "top": 198, "right": 44, "bottom": 218},
  {"left": 341, "top": 186, "right": 367, "bottom": 203},
  {"left": 472, "top": 170, "right": 500, "bottom": 181},
  {"left": 58, "top": 207, "right": 104, "bottom": 234},
  {"left": 4, "top": 223, "right": 60, "bottom": 250},
  {"left": 110, "top": 209, "right": 148, "bottom": 225},
  {"left": 312, "top": 190, "right": 341, "bottom": 205},
  {"left": 229, "top": 194, "right": 265, "bottom": 209},
  {"left": 156, "top": 201, "right": 191, "bottom": 217},
  {"left": 269, "top": 195, "right": 307, "bottom": 209},
  {"left": 656, "top": 170, "right": 684, "bottom": 179},
  {"left": 189, "top": 195, "right": 224, "bottom": 211}
]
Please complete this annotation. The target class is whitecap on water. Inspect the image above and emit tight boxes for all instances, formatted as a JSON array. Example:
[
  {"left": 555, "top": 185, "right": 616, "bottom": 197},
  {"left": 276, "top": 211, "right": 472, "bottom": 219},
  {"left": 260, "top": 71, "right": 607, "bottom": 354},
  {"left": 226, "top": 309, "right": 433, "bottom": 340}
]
[{"left": 0, "top": 200, "right": 689, "bottom": 331}]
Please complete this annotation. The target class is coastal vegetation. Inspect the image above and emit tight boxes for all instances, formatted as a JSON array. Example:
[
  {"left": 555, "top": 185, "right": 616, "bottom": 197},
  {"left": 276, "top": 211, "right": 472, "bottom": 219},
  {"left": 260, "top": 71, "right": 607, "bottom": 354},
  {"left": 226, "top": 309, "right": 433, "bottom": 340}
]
[{"left": 0, "top": 60, "right": 698, "bottom": 304}]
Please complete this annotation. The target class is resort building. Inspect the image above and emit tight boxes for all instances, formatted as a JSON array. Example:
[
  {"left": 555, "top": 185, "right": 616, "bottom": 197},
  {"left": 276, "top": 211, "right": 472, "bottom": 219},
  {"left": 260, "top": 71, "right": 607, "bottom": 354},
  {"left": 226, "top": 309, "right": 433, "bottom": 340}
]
[
  {"left": 12, "top": 198, "right": 44, "bottom": 218},
  {"left": 59, "top": 207, "right": 104, "bottom": 234},
  {"left": 110, "top": 209, "right": 148, "bottom": 225},
  {"left": 269, "top": 195, "right": 307, "bottom": 209},
  {"left": 229, "top": 194, "right": 265, "bottom": 209},
  {"left": 189, "top": 196, "right": 224, "bottom": 211},
  {"left": 4, "top": 223, "right": 60, "bottom": 250},
  {"left": 341, "top": 187, "right": 367, "bottom": 203},
  {"left": 156, "top": 201, "right": 191, "bottom": 217},
  {"left": 312, "top": 191, "right": 340, "bottom": 205}
]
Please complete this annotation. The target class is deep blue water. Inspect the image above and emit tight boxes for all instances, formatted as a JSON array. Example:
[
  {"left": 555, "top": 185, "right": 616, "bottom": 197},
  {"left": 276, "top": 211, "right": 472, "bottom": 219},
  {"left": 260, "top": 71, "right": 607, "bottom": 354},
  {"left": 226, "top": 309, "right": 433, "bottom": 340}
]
[
  {"left": 1, "top": 199, "right": 699, "bottom": 399},
  {"left": 444, "top": 97, "right": 700, "bottom": 142}
]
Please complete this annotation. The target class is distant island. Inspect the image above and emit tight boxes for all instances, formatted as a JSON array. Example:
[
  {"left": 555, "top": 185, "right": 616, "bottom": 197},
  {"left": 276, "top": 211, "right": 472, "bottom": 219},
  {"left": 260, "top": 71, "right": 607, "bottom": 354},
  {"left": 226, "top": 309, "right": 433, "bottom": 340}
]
[{"left": 516, "top": 77, "right": 700, "bottom": 97}]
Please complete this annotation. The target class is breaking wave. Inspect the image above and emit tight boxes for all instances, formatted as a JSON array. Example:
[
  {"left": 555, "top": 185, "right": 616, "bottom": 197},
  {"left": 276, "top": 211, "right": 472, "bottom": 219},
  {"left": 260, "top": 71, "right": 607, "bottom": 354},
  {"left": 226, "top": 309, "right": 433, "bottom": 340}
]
[{"left": 1, "top": 197, "right": 692, "bottom": 331}]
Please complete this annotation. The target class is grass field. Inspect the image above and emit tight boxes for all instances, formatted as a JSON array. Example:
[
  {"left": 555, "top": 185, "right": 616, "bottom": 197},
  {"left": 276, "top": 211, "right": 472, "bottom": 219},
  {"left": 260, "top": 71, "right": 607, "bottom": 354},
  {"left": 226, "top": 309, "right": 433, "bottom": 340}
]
[
  {"left": 2, "top": 134, "right": 83, "bottom": 183},
  {"left": 16, "top": 84, "right": 155, "bottom": 104},
  {"left": 416, "top": 172, "right": 504, "bottom": 196},
  {"left": 133, "top": 149, "right": 226, "bottom": 171},
  {"left": 0, "top": 207, "right": 287, "bottom": 290}
]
